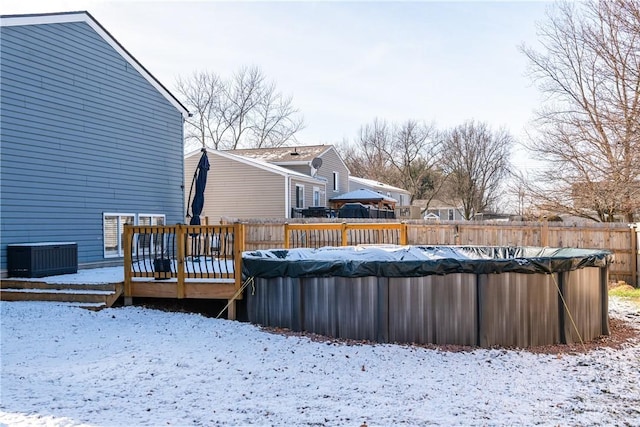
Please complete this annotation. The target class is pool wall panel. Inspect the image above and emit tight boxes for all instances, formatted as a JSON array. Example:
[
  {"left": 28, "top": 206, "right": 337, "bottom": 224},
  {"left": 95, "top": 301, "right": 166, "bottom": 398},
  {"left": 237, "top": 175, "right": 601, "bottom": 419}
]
[
  {"left": 479, "top": 273, "right": 560, "bottom": 348},
  {"left": 301, "top": 277, "right": 339, "bottom": 338},
  {"left": 246, "top": 277, "right": 302, "bottom": 331},
  {"left": 562, "top": 267, "right": 607, "bottom": 344},
  {"left": 334, "top": 276, "right": 381, "bottom": 341},
  {"left": 388, "top": 274, "right": 477, "bottom": 345}
]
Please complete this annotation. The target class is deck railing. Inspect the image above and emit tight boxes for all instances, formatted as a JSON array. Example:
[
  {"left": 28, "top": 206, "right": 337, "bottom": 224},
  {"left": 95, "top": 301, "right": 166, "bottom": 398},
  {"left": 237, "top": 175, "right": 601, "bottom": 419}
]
[
  {"left": 284, "top": 222, "right": 408, "bottom": 249},
  {"left": 123, "top": 223, "right": 244, "bottom": 319}
]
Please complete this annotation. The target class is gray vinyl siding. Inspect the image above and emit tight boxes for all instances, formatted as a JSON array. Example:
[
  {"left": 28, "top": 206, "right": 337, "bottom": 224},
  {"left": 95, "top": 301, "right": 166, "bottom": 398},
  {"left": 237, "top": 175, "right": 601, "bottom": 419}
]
[
  {"left": 185, "top": 152, "right": 285, "bottom": 222},
  {"left": 289, "top": 178, "right": 324, "bottom": 209},
  {"left": 425, "top": 207, "right": 466, "bottom": 221},
  {"left": 316, "top": 148, "right": 349, "bottom": 196},
  {"left": 0, "top": 21, "right": 185, "bottom": 270},
  {"left": 348, "top": 181, "right": 411, "bottom": 205},
  {"left": 280, "top": 164, "right": 311, "bottom": 175}
]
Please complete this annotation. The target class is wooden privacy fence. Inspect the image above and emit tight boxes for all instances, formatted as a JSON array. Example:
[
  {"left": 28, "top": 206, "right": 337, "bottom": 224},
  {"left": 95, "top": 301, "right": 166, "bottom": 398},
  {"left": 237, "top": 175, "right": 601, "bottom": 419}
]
[
  {"left": 123, "top": 223, "right": 245, "bottom": 319},
  {"left": 240, "top": 219, "right": 638, "bottom": 286}
]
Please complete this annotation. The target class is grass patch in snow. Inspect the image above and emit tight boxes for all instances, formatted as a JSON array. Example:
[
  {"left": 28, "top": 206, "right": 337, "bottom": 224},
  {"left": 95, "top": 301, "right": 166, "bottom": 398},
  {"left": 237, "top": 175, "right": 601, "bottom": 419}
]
[{"left": 609, "top": 283, "right": 640, "bottom": 304}]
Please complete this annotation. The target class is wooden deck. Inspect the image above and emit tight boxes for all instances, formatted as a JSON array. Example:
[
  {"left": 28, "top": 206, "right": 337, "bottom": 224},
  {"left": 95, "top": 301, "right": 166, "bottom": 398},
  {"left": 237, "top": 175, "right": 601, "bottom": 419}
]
[
  {"left": 126, "top": 280, "right": 239, "bottom": 300},
  {"left": 123, "top": 223, "right": 245, "bottom": 319}
]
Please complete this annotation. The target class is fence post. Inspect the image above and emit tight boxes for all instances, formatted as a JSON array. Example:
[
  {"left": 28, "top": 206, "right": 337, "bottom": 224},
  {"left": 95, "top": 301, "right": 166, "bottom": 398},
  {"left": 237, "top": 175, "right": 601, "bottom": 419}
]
[
  {"left": 341, "top": 223, "right": 348, "bottom": 246},
  {"left": 123, "top": 225, "right": 133, "bottom": 305},
  {"left": 284, "top": 223, "right": 290, "bottom": 249},
  {"left": 631, "top": 223, "right": 639, "bottom": 288},
  {"left": 454, "top": 224, "right": 460, "bottom": 245},
  {"left": 176, "top": 224, "right": 185, "bottom": 299},
  {"left": 541, "top": 220, "right": 549, "bottom": 247}
]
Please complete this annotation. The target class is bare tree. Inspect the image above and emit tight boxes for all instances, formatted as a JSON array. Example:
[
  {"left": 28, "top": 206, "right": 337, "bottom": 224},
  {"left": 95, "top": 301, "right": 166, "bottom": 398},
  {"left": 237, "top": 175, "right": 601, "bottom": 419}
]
[
  {"left": 388, "top": 120, "right": 443, "bottom": 203},
  {"left": 521, "top": 0, "right": 640, "bottom": 222},
  {"left": 440, "top": 121, "right": 512, "bottom": 220},
  {"left": 175, "top": 71, "right": 228, "bottom": 150},
  {"left": 250, "top": 83, "right": 304, "bottom": 148},
  {"left": 505, "top": 170, "right": 537, "bottom": 219},
  {"left": 341, "top": 118, "right": 394, "bottom": 179},
  {"left": 176, "top": 66, "right": 304, "bottom": 152},
  {"left": 340, "top": 119, "right": 444, "bottom": 204}
]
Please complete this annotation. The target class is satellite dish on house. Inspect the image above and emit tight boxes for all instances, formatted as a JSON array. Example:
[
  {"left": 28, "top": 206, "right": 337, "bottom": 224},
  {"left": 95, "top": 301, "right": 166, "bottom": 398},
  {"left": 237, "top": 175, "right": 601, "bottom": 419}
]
[{"left": 311, "top": 157, "right": 323, "bottom": 177}]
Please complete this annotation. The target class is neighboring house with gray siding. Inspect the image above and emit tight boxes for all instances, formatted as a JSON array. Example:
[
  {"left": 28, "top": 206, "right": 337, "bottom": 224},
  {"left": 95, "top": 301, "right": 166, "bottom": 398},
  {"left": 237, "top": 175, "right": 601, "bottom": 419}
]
[
  {"left": 0, "top": 12, "right": 188, "bottom": 274},
  {"left": 185, "top": 148, "right": 327, "bottom": 222},
  {"left": 414, "top": 199, "right": 467, "bottom": 221},
  {"left": 229, "top": 145, "right": 350, "bottom": 200},
  {"left": 348, "top": 176, "right": 412, "bottom": 206}
]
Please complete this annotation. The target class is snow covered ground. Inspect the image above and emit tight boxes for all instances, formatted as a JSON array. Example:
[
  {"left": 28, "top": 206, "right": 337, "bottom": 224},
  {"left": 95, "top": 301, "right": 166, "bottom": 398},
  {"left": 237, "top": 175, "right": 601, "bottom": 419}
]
[{"left": 1, "top": 295, "right": 639, "bottom": 426}]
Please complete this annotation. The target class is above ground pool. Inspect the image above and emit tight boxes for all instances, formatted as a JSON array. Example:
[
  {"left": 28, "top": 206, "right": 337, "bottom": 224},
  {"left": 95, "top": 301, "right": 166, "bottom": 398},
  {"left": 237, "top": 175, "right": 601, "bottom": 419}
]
[{"left": 242, "top": 245, "right": 613, "bottom": 348}]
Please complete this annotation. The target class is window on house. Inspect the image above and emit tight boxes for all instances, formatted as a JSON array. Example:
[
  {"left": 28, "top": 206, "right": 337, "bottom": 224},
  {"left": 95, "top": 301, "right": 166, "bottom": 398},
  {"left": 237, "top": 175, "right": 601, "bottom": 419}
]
[
  {"left": 137, "top": 214, "right": 166, "bottom": 256},
  {"left": 295, "top": 184, "right": 305, "bottom": 208},
  {"left": 103, "top": 213, "right": 135, "bottom": 258},
  {"left": 333, "top": 172, "right": 339, "bottom": 192},
  {"left": 313, "top": 187, "right": 321, "bottom": 207},
  {"left": 138, "top": 214, "right": 165, "bottom": 227},
  {"left": 448, "top": 209, "right": 454, "bottom": 220}
]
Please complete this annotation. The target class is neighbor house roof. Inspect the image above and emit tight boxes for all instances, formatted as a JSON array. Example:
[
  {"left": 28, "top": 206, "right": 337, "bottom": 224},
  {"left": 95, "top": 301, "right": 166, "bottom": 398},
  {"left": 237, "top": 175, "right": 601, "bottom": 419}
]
[
  {"left": 228, "top": 145, "right": 334, "bottom": 163},
  {"left": 0, "top": 11, "right": 189, "bottom": 119},
  {"left": 349, "top": 176, "right": 410, "bottom": 194},
  {"left": 185, "top": 148, "right": 325, "bottom": 184}
]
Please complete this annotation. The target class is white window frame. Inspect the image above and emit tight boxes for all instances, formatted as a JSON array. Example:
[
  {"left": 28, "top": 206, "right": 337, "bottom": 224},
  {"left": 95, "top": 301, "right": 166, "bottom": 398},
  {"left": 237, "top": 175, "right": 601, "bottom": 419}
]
[
  {"left": 103, "top": 213, "right": 167, "bottom": 258},
  {"left": 137, "top": 214, "right": 167, "bottom": 257},
  {"left": 295, "top": 184, "right": 305, "bottom": 208},
  {"left": 138, "top": 214, "right": 166, "bottom": 227},
  {"left": 333, "top": 171, "right": 339, "bottom": 192},
  {"left": 313, "top": 187, "right": 321, "bottom": 207},
  {"left": 103, "top": 213, "right": 135, "bottom": 258}
]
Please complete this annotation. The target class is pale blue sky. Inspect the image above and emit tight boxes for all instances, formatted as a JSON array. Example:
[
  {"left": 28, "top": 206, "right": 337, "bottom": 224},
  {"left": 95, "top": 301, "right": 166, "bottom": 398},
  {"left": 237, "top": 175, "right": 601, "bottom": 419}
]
[{"left": 3, "top": 1, "right": 552, "bottom": 170}]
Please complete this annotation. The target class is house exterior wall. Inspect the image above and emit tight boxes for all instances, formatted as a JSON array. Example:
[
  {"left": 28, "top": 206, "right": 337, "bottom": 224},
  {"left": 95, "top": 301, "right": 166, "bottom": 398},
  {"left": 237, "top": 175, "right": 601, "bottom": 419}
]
[
  {"left": 289, "top": 178, "right": 326, "bottom": 209},
  {"left": 316, "top": 148, "right": 349, "bottom": 198},
  {"left": 0, "top": 19, "right": 185, "bottom": 271},
  {"left": 185, "top": 151, "right": 286, "bottom": 222},
  {"left": 281, "top": 164, "right": 310, "bottom": 175},
  {"left": 425, "top": 207, "right": 467, "bottom": 221}
]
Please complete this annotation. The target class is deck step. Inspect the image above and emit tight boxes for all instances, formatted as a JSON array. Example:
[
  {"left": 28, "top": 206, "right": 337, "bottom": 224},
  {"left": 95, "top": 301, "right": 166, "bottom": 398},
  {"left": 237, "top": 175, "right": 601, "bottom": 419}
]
[{"left": 0, "top": 280, "right": 123, "bottom": 309}]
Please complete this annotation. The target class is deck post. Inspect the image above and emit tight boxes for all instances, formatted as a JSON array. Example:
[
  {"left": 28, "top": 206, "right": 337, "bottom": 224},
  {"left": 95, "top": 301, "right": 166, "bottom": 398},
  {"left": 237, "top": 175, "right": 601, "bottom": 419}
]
[
  {"left": 177, "top": 224, "right": 185, "bottom": 299},
  {"left": 227, "top": 222, "right": 244, "bottom": 320},
  {"left": 123, "top": 225, "right": 133, "bottom": 306},
  {"left": 400, "top": 222, "right": 408, "bottom": 245}
]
